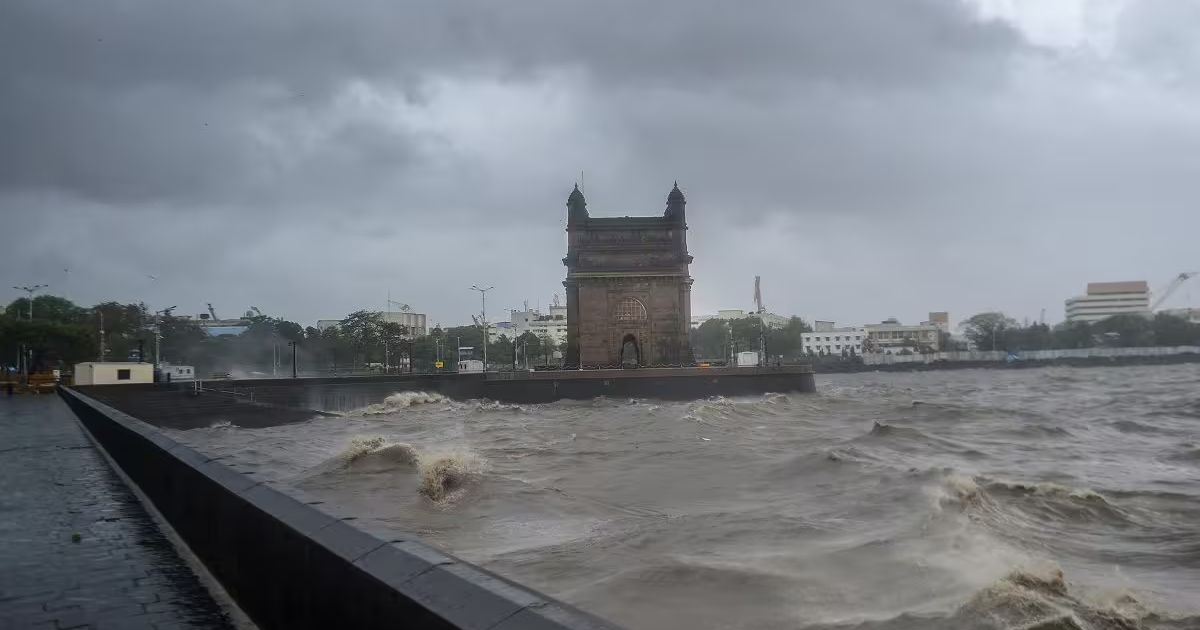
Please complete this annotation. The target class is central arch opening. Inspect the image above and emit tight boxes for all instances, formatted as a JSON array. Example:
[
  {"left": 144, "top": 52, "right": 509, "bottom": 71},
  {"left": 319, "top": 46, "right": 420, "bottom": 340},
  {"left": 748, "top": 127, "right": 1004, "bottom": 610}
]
[{"left": 619, "top": 333, "right": 641, "bottom": 367}]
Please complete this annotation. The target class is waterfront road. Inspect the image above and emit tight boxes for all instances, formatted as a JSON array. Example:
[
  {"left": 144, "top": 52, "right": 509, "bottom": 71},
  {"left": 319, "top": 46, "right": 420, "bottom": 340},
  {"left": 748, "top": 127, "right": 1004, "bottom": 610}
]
[{"left": 0, "top": 395, "right": 234, "bottom": 629}]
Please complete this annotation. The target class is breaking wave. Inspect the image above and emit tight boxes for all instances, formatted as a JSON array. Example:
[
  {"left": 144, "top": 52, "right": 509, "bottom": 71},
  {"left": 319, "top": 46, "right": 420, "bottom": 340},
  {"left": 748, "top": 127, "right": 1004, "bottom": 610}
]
[
  {"left": 358, "top": 391, "right": 446, "bottom": 415},
  {"left": 418, "top": 450, "right": 487, "bottom": 502},
  {"left": 340, "top": 435, "right": 420, "bottom": 468},
  {"left": 930, "top": 473, "right": 1141, "bottom": 537},
  {"left": 954, "top": 565, "right": 1195, "bottom": 630},
  {"left": 303, "top": 437, "right": 486, "bottom": 503}
]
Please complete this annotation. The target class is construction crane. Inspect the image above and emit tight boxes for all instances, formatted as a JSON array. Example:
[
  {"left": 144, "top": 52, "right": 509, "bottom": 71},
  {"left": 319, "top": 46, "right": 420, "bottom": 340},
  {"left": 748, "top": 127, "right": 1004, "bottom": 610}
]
[
  {"left": 1151, "top": 272, "right": 1199, "bottom": 311},
  {"left": 753, "top": 276, "right": 765, "bottom": 314},
  {"left": 751, "top": 276, "right": 767, "bottom": 367},
  {"left": 206, "top": 303, "right": 219, "bottom": 321},
  {"left": 251, "top": 306, "right": 264, "bottom": 317}
]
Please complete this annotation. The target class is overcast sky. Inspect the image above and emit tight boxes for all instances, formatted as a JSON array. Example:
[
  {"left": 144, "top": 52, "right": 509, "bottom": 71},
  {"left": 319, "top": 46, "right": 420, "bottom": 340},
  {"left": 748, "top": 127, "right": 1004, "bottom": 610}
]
[{"left": 2, "top": 0, "right": 1198, "bottom": 329}]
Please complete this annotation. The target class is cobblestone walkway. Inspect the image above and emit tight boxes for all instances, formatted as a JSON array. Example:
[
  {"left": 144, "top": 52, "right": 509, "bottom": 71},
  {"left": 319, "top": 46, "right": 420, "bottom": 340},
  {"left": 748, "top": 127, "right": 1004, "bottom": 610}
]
[{"left": 0, "top": 396, "right": 235, "bottom": 629}]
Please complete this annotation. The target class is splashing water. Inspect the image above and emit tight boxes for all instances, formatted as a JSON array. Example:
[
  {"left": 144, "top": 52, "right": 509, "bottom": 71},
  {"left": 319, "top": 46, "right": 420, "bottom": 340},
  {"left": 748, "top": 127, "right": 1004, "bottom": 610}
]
[
  {"left": 357, "top": 391, "right": 446, "bottom": 415},
  {"left": 418, "top": 450, "right": 487, "bottom": 502}
]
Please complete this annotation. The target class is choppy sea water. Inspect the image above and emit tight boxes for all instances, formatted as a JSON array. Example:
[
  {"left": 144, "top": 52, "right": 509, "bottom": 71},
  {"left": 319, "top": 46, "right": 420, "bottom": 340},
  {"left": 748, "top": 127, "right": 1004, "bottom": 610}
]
[{"left": 169, "top": 365, "right": 1200, "bottom": 629}]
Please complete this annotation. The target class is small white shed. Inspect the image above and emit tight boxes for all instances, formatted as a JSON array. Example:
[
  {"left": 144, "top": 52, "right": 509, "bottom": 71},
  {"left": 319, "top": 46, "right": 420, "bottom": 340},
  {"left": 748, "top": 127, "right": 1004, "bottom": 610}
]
[
  {"left": 74, "top": 362, "right": 154, "bottom": 385},
  {"left": 159, "top": 363, "right": 195, "bottom": 382}
]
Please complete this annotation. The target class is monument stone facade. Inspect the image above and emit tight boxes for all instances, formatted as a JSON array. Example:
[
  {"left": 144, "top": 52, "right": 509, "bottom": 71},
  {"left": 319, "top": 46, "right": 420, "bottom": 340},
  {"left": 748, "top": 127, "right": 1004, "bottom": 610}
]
[{"left": 563, "top": 183, "right": 694, "bottom": 367}]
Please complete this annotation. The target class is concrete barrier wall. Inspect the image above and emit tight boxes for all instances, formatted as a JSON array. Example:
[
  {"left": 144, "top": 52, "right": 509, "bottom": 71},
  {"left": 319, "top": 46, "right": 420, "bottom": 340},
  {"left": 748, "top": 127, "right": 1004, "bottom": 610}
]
[
  {"left": 183, "top": 368, "right": 817, "bottom": 413},
  {"left": 58, "top": 386, "right": 619, "bottom": 630}
]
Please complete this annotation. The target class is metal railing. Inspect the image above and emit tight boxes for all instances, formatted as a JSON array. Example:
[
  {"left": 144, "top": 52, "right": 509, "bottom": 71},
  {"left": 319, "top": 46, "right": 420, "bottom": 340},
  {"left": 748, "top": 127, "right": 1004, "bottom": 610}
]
[{"left": 192, "top": 379, "right": 255, "bottom": 403}]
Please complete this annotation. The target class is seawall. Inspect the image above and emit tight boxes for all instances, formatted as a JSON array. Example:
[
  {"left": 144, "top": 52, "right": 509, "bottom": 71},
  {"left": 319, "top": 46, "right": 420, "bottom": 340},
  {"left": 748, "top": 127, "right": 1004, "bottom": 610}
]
[
  {"left": 58, "top": 386, "right": 619, "bottom": 630},
  {"left": 74, "top": 366, "right": 816, "bottom": 428}
]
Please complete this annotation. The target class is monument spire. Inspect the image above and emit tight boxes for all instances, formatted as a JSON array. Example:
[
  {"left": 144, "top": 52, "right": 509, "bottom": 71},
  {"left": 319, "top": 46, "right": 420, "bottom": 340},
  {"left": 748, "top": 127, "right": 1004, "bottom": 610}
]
[
  {"left": 665, "top": 181, "right": 686, "bottom": 221},
  {"left": 567, "top": 183, "right": 588, "bottom": 223}
]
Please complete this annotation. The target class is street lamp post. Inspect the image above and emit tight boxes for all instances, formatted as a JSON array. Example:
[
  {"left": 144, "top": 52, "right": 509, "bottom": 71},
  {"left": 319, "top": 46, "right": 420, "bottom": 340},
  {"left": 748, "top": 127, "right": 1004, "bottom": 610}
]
[
  {"left": 153, "top": 306, "right": 176, "bottom": 377},
  {"left": 470, "top": 285, "right": 494, "bottom": 372},
  {"left": 13, "top": 284, "right": 48, "bottom": 384}
]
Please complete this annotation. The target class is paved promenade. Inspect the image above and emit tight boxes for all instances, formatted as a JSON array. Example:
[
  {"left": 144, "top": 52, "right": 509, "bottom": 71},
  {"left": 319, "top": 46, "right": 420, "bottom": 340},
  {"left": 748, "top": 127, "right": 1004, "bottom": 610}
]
[{"left": 0, "top": 395, "right": 234, "bottom": 629}]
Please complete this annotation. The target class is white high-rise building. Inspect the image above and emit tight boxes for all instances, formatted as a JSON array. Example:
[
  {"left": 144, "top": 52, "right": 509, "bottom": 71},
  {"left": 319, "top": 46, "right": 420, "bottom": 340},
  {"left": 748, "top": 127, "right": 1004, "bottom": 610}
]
[{"left": 1064, "top": 281, "right": 1150, "bottom": 323}]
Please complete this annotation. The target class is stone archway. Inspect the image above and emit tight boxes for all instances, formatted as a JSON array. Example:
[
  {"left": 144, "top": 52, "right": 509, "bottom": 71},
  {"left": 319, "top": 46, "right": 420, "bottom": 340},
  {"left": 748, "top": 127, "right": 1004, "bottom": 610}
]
[{"left": 619, "top": 333, "right": 641, "bottom": 367}]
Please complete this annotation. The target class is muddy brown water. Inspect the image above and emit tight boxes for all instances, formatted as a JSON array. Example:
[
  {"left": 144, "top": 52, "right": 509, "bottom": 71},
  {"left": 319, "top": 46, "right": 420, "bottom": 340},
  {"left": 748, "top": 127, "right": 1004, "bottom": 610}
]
[{"left": 168, "top": 365, "right": 1200, "bottom": 629}]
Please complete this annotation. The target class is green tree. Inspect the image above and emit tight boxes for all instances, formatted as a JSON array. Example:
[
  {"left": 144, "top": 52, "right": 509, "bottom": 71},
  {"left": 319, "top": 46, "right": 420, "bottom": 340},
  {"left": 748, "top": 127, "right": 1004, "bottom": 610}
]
[
  {"left": 1004, "top": 322, "right": 1053, "bottom": 351},
  {"left": 690, "top": 319, "right": 730, "bottom": 360},
  {"left": 1051, "top": 320, "right": 1093, "bottom": 349},
  {"left": 961, "top": 312, "right": 1018, "bottom": 351},
  {"left": 765, "top": 316, "right": 811, "bottom": 359},
  {"left": 1151, "top": 313, "right": 1200, "bottom": 346},
  {"left": 487, "top": 334, "right": 515, "bottom": 368},
  {"left": 5, "top": 295, "right": 89, "bottom": 324},
  {"left": 1093, "top": 314, "right": 1154, "bottom": 347},
  {"left": 339, "top": 310, "right": 384, "bottom": 365}
]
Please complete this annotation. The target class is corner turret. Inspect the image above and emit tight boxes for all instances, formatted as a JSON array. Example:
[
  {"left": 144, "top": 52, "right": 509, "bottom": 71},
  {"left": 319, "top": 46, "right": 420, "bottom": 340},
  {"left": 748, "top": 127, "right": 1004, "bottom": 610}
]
[
  {"left": 567, "top": 183, "right": 589, "bottom": 224},
  {"left": 664, "top": 181, "right": 686, "bottom": 222}
]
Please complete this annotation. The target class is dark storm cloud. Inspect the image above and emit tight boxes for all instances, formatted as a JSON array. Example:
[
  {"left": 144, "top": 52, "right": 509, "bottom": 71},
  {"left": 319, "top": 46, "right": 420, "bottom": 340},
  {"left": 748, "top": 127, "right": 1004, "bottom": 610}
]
[
  {"left": 2, "top": 0, "right": 1198, "bottom": 328},
  {"left": 0, "top": 0, "right": 1022, "bottom": 204}
]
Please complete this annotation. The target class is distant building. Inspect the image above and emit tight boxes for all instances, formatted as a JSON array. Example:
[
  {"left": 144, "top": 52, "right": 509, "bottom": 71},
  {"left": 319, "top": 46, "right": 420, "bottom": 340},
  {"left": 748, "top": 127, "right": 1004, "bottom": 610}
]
[
  {"left": 530, "top": 304, "right": 568, "bottom": 345},
  {"left": 863, "top": 318, "right": 941, "bottom": 354},
  {"left": 923, "top": 312, "right": 950, "bottom": 332},
  {"left": 702, "top": 309, "right": 790, "bottom": 329},
  {"left": 801, "top": 323, "right": 865, "bottom": 356},
  {"left": 381, "top": 310, "right": 427, "bottom": 338},
  {"left": 491, "top": 303, "right": 568, "bottom": 345},
  {"left": 314, "top": 311, "right": 428, "bottom": 338},
  {"left": 203, "top": 325, "right": 248, "bottom": 337},
  {"left": 1065, "top": 281, "right": 1150, "bottom": 323}
]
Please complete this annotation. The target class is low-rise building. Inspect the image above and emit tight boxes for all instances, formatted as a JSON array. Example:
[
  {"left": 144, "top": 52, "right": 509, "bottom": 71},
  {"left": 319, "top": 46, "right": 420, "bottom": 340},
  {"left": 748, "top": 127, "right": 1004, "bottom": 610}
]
[
  {"left": 315, "top": 319, "right": 342, "bottom": 332},
  {"left": 315, "top": 310, "right": 428, "bottom": 338},
  {"left": 158, "top": 363, "right": 195, "bottom": 382},
  {"left": 801, "top": 322, "right": 866, "bottom": 356},
  {"left": 1065, "top": 281, "right": 1150, "bottom": 323},
  {"left": 381, "top": 310, "right": 427, "bottom": 337},
  {"left": 700, "top": 309, "right": 790, "bottom": 329},
  {"left": 923, "top": 312, "right": 950, "bottom": 332},
  {"left": 492, "top": 303, "right": 568, "bottom": 345},
  {"left": 863, "top": 318, "right": 941, "bottom": 354},
  {"left": 74, "top": 362, "right": 154, "bottom": 385}
]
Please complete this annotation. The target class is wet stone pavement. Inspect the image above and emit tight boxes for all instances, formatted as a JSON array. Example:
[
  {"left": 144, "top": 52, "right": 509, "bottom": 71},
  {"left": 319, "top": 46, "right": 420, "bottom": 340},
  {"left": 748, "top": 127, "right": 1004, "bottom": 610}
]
[{"left": 0, "top": 395, "right": 234, "bottom": 629}]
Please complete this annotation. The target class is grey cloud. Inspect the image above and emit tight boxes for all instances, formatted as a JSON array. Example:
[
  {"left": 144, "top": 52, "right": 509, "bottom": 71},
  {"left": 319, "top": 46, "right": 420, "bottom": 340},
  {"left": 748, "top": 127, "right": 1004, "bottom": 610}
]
[
  {"left": 1, "top": 0, "right": 1198, "bottom": 328},
  {"left": 0, "top": 0, "right": 1024, "bottom": 204},
  {"left": 2, "top": 0, "right": 1022, "bottom": 92}
]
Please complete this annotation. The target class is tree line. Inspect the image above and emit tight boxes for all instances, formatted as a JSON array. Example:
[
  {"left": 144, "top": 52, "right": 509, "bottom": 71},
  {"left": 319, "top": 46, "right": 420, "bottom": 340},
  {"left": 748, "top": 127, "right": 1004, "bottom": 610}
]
[
  {"left": 689, "top": 316, "right": 812, "bottom": 361},
  {"left": 958, "top": 311, "right": 1200, "bottom": 352},
  {"left": 0, "top": 294, "right": 569, "bottom": 377}
]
